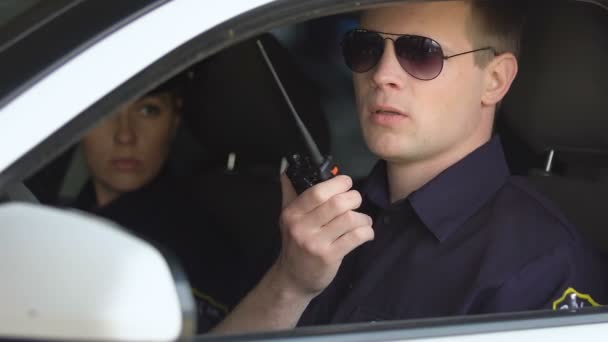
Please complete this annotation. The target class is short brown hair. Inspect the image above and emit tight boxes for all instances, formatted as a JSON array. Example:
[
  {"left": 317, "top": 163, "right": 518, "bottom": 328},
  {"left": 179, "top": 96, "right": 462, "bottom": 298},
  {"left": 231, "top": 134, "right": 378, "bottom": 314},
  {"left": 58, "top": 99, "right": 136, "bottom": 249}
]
[{"left": 468, "top": 0, "right": 527, "bottom": 66}]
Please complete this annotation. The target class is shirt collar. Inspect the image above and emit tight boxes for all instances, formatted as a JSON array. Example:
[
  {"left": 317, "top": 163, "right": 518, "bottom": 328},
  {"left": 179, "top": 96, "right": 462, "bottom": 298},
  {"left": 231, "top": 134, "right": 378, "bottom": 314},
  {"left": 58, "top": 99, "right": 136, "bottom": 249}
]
[{"left": 362, "top": 136, "right": 510, "bottom": 242}]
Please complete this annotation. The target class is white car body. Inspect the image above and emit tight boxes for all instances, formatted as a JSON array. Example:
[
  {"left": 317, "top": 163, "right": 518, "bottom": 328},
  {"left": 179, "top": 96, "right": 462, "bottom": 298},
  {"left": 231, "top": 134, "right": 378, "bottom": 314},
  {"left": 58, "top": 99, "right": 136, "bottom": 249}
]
[{"left": 1, "top": 0, "right": 607, "bottom": 341}]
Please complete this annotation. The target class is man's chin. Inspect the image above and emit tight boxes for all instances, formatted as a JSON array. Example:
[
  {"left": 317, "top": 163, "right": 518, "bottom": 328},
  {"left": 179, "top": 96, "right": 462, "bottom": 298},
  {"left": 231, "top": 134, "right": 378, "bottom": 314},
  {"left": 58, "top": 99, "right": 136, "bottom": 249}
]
[
  {"left": 371, "top": 149, "right": 411, "bottom": 163},
  {"left": 367, "top": 138, "right": 411, "bottom": 160},
  {"left": 369, "top": 145, "right": 427, "bottom": 165}
]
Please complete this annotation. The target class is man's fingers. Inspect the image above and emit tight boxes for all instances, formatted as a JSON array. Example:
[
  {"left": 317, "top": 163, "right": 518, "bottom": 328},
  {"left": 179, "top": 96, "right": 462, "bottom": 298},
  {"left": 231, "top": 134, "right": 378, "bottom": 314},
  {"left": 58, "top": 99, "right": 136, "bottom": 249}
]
[
  {"left": 331, "top": 225, "right": 375, "bottom": 257},
  {"left": 288, "top": 210, "right": 372, "bottom": 267},
  {"left": 283, "top": 175, "right": 353, "bottom": 214},
  {"left": 294, "top": 190, "right": 362, "bottom": 230},
  {"left": 319, "top": 210, "right": 372, "bottom": 242}
]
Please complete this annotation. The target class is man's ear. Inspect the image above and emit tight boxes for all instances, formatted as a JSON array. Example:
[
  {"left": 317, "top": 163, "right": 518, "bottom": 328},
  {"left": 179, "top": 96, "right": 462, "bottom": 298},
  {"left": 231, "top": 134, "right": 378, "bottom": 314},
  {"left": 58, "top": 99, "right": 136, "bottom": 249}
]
[{"left": 481, "top": 52, "right": 518, "bottom": 106}]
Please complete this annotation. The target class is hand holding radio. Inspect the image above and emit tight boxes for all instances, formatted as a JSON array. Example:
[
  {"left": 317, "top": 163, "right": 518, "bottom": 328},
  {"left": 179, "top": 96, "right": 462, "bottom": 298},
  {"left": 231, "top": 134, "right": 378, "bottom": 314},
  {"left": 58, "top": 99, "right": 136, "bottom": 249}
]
[
  {"left": 257, "top": 39, "right": 374, "bottom": 297},
  {"left": 276, "top": 173, "right": 373, "bottom": 296}
]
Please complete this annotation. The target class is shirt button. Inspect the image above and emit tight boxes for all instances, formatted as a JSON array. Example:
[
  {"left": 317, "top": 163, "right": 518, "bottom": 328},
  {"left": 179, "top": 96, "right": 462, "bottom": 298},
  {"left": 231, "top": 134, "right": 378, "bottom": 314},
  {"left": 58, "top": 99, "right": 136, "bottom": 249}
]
[{"left": 383, "top": 216, "right": 391, "bottom": 225}]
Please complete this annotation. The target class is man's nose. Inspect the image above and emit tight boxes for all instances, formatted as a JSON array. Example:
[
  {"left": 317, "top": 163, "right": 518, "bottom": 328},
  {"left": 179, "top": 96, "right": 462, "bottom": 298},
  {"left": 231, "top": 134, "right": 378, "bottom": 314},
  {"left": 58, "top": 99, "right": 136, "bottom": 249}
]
[
  {"left": 371, "top": 39, "right": 407, "bottom": 90},
  {"left": 114, "top": 112, "right": 136, "bottom": 145}
]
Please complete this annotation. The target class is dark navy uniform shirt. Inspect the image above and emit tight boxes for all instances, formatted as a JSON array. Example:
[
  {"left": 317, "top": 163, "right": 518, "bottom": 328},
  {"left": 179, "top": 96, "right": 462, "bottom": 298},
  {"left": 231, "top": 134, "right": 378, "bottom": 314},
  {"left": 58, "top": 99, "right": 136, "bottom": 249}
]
[{"left": 299, "top": 137, "right": 608, "bottom": 325}]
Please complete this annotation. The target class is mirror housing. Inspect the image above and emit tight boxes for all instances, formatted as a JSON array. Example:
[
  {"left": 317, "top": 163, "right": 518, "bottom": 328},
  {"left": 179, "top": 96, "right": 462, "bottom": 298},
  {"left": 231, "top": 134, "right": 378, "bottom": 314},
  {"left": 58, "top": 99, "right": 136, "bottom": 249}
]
[{"left": 0, "top": 203, "right": 196, "bottom": 341}]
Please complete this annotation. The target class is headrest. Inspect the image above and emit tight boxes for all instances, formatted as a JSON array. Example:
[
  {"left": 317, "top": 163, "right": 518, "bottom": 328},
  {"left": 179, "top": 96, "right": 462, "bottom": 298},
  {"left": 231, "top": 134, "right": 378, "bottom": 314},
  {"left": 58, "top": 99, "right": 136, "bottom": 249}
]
[
  {"left": 502, "top": 1, "right": 608, "bottom": 165},
  {"left": 183, "top": 34, "right": 330, "bottom": 166}
]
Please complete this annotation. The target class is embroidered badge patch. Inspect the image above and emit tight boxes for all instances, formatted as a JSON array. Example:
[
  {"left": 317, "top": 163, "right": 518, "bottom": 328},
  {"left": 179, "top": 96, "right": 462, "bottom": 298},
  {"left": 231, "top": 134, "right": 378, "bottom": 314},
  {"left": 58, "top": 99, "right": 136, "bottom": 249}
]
[{"left": 552, "top": 287, "right": 601, "bottom": 310}]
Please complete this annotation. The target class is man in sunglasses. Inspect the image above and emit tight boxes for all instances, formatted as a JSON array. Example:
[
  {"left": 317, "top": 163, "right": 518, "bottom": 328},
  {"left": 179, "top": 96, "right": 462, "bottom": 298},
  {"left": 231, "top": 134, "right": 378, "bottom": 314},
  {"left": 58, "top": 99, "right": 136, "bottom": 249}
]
[{"left": 212, "top": 0, "right": 607, "bottom": 334}]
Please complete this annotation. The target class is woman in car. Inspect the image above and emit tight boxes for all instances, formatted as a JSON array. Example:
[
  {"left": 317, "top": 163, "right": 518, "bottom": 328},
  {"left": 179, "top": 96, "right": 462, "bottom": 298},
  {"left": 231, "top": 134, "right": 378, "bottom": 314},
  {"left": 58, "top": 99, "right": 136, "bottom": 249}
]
[{"left": 72, "top": 73, "right": 251, "bottom": 332}]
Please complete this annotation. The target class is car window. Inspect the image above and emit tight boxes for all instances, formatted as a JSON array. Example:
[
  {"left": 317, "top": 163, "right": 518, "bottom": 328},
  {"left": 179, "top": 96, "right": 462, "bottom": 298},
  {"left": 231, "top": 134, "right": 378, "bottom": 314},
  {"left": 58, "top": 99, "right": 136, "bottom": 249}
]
[{"left": 5, "top": 0, "right": 608, "bottom": 340}]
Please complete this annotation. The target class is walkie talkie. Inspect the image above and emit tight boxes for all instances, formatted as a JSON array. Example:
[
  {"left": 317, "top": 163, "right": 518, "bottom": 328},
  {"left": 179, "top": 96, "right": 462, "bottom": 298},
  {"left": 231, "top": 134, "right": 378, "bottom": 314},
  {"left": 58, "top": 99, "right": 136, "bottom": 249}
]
[{"left": 256, "top": 39, "right": 339, "bottom": 194}]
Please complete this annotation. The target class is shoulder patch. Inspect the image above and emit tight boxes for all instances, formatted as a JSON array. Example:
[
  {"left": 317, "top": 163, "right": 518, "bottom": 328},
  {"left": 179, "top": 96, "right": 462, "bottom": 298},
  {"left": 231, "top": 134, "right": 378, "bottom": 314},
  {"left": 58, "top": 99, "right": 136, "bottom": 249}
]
[{"left": 553, "top": 287, "right": 601, "bottom": 310}]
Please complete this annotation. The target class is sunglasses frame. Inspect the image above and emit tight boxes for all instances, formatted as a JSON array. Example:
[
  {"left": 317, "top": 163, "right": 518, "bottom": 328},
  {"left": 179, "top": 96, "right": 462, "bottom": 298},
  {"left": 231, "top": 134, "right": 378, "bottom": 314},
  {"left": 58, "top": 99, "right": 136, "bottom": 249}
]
[{"left": 342, "top": 28, "right": 498, "bottom": 80}]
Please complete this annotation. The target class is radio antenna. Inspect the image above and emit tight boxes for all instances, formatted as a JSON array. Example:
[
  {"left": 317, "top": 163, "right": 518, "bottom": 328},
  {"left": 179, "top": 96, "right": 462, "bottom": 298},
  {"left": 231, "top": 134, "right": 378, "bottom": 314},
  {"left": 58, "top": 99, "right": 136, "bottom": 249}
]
[{"left": 256, "top": 39, "right": 324, "bottom": 166}]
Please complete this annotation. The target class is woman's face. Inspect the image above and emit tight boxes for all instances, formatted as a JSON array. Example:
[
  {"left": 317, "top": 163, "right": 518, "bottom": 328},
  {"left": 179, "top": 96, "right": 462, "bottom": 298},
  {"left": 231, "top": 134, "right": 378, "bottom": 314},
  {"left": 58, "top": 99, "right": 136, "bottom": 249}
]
[{"left": 82, "top": 92, "right": 181, "bottom": 206}]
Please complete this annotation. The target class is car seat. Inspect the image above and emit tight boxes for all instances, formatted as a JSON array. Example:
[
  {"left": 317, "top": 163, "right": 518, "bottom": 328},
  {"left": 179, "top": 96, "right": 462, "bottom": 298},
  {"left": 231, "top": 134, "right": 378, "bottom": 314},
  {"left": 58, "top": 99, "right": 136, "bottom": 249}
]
[
  {"left": 498, "top": 0, "right": 608, "bottom": 253},
  {"left": 183, "top": 33, "right": 331, "bottom": 285}
]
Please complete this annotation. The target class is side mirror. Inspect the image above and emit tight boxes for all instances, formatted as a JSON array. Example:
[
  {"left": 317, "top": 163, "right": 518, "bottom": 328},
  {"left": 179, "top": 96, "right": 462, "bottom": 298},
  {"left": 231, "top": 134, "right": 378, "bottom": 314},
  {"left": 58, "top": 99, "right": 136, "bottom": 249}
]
[{"left": 0, "top": 203, "right": 196, "bottom": 341}]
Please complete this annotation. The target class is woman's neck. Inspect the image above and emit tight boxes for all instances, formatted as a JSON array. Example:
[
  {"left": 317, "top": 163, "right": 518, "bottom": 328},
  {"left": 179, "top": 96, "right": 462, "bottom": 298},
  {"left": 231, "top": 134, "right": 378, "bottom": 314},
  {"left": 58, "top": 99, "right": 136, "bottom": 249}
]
[{"left": 93, "top": 181, "right": 121, "bottom": 207}]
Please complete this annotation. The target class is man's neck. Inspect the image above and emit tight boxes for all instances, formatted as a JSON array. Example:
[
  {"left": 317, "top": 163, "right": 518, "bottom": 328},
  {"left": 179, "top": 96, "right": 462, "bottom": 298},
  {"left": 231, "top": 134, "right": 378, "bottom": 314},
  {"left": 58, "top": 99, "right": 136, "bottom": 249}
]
[{"left": 386, "top": 136, "right": 491, "bottom": 203}]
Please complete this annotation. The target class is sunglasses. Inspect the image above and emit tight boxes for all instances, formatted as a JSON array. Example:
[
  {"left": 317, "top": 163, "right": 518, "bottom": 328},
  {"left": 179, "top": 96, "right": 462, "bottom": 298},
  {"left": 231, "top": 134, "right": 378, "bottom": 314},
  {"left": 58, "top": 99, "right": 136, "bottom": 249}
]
[{"left": 341, "top": 29, "right": 497, "bottom": 80}]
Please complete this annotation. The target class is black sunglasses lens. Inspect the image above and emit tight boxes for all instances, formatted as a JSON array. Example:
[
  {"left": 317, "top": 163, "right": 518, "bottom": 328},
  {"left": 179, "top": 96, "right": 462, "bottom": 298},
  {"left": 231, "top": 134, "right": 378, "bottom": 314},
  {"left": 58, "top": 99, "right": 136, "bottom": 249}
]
[
  {"left": 342, "top": 30, "right": 384, "bottom": 73},
  {"left": 394, "top": 36, "right": 444, "bottom": 80}
]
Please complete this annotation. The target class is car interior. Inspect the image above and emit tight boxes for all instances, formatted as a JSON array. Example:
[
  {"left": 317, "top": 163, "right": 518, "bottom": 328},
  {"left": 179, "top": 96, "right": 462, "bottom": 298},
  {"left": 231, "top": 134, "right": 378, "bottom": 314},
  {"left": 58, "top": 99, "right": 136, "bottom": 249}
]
[
  {"left": 498, "top": 0, "right": 608, "bottom": 254},
  {"left": 14, "top": 0, "right": 608, "bottom": 334}
]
